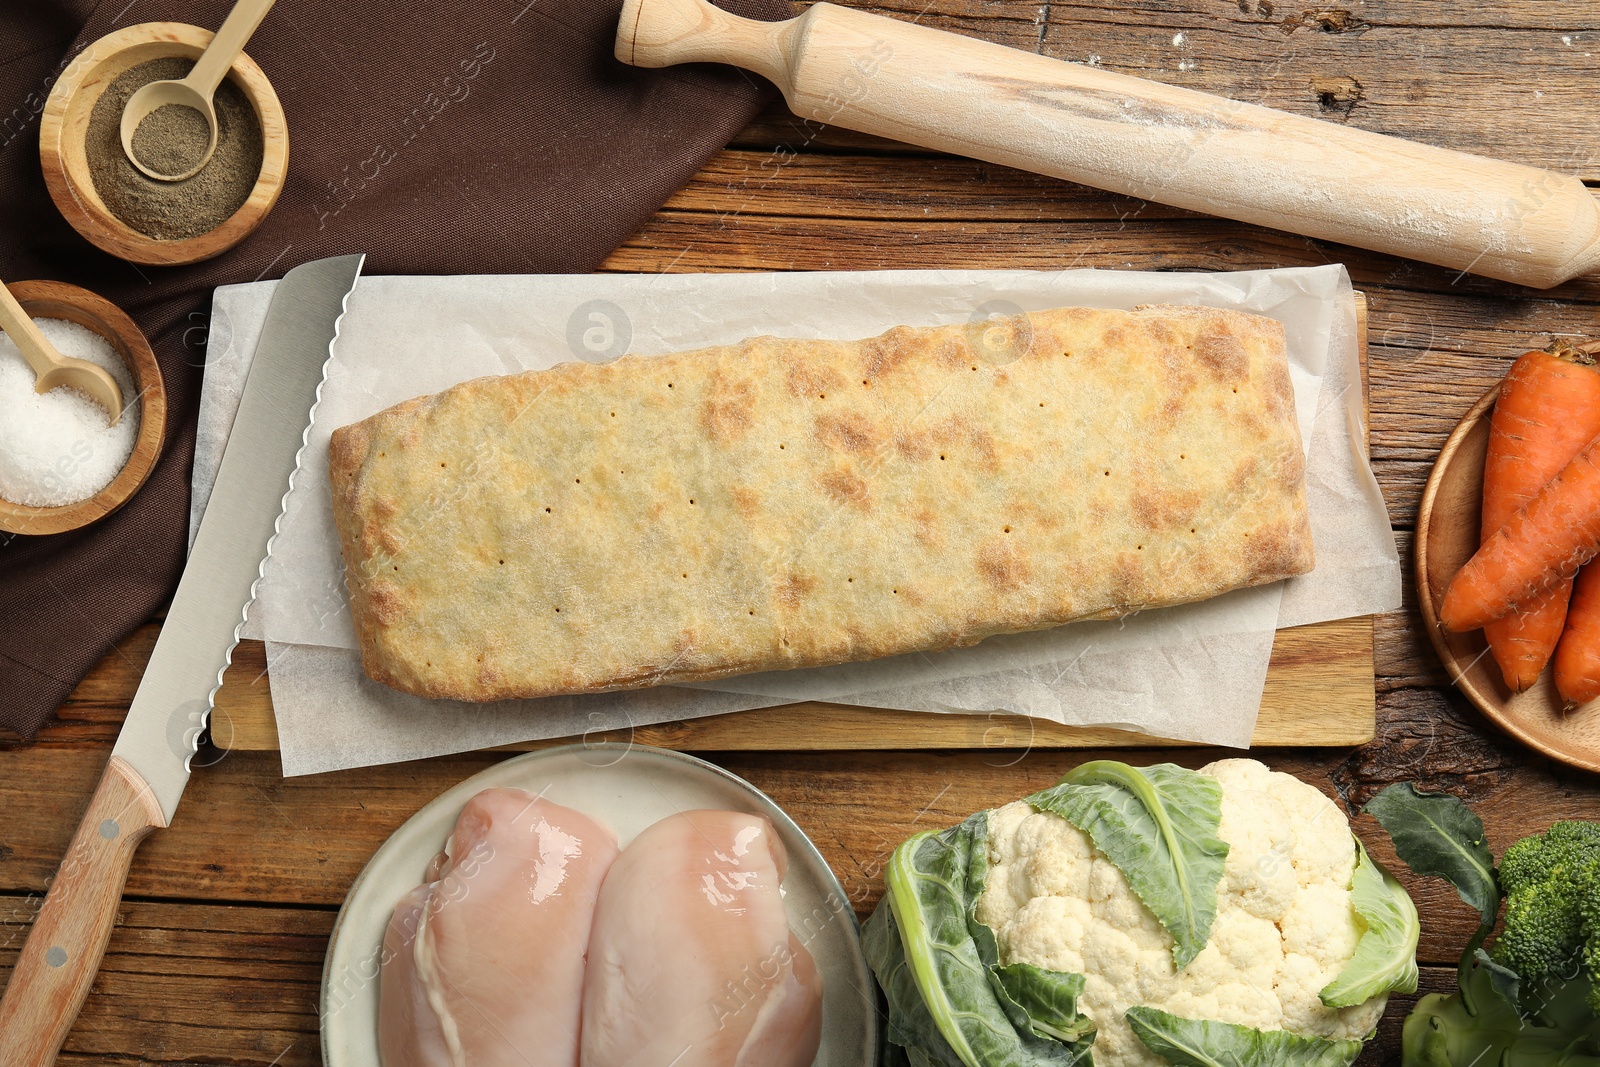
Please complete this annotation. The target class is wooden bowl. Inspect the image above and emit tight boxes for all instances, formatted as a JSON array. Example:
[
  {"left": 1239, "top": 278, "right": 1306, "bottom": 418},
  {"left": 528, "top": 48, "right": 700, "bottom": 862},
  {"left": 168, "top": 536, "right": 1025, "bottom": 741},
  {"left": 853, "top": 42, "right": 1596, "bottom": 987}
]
[
  {"left": 38, "top": 23, "right": 287, "bottom": 266},
  {"left": 1416, "top": 385, "right": 1600, "bottom": 773},
  {"left": 0, "top": 281, "right": 167, "bottom": 536}
]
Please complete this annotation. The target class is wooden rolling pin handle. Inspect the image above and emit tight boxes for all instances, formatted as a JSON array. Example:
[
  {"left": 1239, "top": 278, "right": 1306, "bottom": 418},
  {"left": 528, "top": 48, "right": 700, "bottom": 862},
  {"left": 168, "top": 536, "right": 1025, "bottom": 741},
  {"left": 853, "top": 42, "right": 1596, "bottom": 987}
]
[
  {"left": 617, "top": 0, "right": 797, "bottom": 82},
  {"left": 619, "top": 0, "right": 1600, "bottom": 289},
  {"left": 0, "top": 756, "right": 166, "bottom": 1066}
]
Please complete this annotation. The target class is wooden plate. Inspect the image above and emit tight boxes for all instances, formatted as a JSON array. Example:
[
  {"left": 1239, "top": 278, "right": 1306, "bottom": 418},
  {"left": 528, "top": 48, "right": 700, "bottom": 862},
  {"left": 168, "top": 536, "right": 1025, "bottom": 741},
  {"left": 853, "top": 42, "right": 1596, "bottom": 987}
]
[{"left": 1416, "top": 385, "right": 1600, "bottom": 772}]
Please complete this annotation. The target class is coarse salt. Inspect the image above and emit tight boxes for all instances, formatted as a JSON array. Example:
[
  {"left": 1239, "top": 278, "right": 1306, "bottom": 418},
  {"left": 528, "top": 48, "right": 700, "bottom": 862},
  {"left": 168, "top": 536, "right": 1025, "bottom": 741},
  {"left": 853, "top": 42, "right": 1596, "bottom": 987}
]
[{"left": 0, "top": 318, "right": 140, "bottom": 508}]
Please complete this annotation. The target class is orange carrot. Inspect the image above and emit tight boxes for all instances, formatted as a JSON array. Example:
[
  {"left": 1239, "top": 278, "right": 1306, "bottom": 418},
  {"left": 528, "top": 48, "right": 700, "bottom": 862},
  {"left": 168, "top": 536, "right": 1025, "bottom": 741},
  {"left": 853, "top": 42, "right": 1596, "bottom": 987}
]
[
  {"left": 1479, "top": 350, "right": 1600, "bottom": 689},
  {"left": 1441, "top": 437, "right": 1600, "bottom": 632},
  {"left": 1555, "top": 563, "right": 1600, "bottom": 708}
]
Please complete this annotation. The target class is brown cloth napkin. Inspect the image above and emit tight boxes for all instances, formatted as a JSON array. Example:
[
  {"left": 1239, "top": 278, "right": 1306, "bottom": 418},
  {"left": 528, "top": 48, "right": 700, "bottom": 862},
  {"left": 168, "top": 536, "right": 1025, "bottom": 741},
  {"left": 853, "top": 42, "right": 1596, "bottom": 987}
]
[{"left": 0, "top": 0, "right": 785, "bottom": 738}]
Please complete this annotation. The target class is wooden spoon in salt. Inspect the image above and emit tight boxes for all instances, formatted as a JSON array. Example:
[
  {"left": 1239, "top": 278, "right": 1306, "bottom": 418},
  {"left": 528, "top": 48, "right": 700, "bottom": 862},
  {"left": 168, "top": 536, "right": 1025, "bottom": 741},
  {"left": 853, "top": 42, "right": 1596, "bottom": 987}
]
[{"left": 0, "top": 282, "right": 122, "bottom": 427}]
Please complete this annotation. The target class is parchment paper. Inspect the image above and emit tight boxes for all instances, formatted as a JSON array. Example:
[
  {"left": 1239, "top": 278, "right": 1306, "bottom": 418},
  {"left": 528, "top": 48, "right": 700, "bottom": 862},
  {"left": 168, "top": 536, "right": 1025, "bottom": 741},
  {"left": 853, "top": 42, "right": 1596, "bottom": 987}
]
[{"left": 192, "top": 266, "right": 1400, "bottom": 776}]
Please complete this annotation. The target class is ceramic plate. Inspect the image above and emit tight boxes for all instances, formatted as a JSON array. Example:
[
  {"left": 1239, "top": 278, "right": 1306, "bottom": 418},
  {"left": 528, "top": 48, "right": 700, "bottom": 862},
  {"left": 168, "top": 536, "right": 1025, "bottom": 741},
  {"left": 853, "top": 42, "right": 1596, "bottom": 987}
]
[
  {"left": 1417, "top": 385, "right": 1600, "bottom": 772},
  {"left": 321, "top": 743, "right": 880, "bottom": 1065}
]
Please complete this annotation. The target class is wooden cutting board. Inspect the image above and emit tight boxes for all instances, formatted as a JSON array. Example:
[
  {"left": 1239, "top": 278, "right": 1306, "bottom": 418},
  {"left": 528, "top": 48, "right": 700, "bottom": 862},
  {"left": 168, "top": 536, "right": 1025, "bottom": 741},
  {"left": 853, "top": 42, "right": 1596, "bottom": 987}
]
[{"left": 218, "top": 295, "right": 1374, "bottom": 753}]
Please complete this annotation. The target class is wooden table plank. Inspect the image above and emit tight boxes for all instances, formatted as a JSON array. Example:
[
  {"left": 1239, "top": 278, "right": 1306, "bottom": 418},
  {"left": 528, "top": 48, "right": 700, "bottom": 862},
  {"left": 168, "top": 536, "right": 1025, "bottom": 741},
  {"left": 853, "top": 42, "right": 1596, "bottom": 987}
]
[
  {"left": 0, "top": 888, "right": 1468, "bottom": 1067},
  {"left": 0, "top": 896, "right": 330, "bottom": 1067},
  {"left": 753, "top": 0, "right": 1600, "bottom": 176},
  {"left": 9, "top": 2, "right": 1600, "bottom": 1063},
  {"left": 2, "top": 742, "right": 1595, "bottom": 951}
]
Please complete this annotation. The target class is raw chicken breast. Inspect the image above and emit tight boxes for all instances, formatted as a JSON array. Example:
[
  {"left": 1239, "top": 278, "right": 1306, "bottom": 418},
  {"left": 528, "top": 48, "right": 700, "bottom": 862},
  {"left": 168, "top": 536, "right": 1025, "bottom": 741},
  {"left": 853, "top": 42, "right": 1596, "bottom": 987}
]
[
  {"left": 581, "top": 809, "right": 824, "bottom": 1067},
  {"left": 378, "top": 788, "right": 621, "bottom": 1067},
  {"left": 376, "top": 884, "right": 452, "bottom": 1067}
]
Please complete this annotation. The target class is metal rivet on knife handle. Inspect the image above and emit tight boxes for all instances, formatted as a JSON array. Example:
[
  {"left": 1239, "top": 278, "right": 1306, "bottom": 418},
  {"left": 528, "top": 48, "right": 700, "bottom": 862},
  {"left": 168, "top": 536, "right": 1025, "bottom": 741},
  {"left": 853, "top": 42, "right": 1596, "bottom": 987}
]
[
  {"left": 616, "top": 0, "right": 1600, "bottom": 289},
  {"left": 0, "top": 756, "right": 164, "bottom": 1063}
]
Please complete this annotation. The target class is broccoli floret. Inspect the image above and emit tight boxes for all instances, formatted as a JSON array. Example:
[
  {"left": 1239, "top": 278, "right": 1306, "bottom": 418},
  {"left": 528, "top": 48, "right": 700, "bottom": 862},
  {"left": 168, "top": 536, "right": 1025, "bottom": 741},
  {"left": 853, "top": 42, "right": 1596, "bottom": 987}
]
[
  {"left": 1585, "top": 888, "right": 1600, "bottom": 1009},
  {"left": 1491, "top": 821, "right": 1600, "bottom": 1009}
]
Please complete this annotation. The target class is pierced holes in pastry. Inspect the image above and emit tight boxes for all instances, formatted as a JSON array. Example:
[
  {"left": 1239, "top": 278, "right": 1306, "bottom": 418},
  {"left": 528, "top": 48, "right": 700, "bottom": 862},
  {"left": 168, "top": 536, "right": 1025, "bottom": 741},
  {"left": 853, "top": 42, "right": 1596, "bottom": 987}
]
[
  {"left": 545, "top": 507, "right": 552, "bottom": 513},
  {"left": 575, "top": 478, "right": 581, "bottom": 484},
  {"left": 554, "top": 607, "right": 561, "bottom": 613},
  {"left": 682, "top": 573, "right": 689, "bottom": 579},
  {"left": 818, "top": 393, "right": 826, "bottom": 399},
  {"left": 1190, "top": 527, "right": 1197, "bottom": 534},
  {"left": 689, "top": 498, "right": 696, "bottom": 506},
  {"left": 748, "top": 610, "right": 756, "bottom": 615},
  {"left": 1104, "top": 470, "right": 1111, "bottom": 477},
  {"left": 440, "top": 462, "right": 446, "bottom": 468},
  {"left": 939, "top": 454, "right": 946, "bottom": 461},
  {"left": 1137, "top": 545, "right": 1144, "bottom": 551},
  {"left": 847, "top": 577, "right": 854, "bottom": 583},
  {"left": 1003, "top": 526, "right": 1012, "bottom": 534},
  {"left": 499, "top": 559, "right": 505, "bottom": 565},
  {"left": 667, "top": 382, "right": 674, "bottom": 389},
  {"left": 778, "top": 443, "right": 786, "bottom": 450}
]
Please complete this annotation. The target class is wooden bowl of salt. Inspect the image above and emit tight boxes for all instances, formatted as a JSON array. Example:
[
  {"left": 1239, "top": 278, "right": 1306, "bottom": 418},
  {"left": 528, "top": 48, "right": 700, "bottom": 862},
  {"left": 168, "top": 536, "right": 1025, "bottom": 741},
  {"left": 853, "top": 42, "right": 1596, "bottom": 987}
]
[
  {"left": 0, "top": 281, "right": 166, "bottom": 537},
  {"left": 39, "top": 23, "right": 287, "bottom": 266}
]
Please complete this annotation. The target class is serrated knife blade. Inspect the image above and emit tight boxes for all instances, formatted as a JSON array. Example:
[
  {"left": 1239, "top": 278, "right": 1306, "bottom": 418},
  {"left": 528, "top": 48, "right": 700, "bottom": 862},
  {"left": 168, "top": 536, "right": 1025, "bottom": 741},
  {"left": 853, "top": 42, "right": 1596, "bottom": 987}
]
[
  {"left": 0, "top": 253, "right": 364, "bottom": 1066},
  {"left": 116, "top": 253, "right": 364, "bottom": 820}
]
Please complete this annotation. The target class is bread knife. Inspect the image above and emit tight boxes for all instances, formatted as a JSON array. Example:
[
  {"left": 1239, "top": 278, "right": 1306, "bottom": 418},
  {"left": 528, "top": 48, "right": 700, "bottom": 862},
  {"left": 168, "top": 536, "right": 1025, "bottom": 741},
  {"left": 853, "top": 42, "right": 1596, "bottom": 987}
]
[
  {"left": 0, "top": 253, "right": 365, "bottom": 1066},
  {"left": 617, "top": 0, "right": 1600, "bottom": 288}
]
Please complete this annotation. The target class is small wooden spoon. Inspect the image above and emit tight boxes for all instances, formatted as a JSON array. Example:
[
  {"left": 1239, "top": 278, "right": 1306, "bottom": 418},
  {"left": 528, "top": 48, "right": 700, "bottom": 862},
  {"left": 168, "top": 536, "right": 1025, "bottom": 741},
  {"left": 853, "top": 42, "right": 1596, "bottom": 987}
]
[
  {"left": 117, "top": 0, "right": 276, "bottom": 181},
  {"left": 0, "top": 280, "right": 122, "bottom": 426}
]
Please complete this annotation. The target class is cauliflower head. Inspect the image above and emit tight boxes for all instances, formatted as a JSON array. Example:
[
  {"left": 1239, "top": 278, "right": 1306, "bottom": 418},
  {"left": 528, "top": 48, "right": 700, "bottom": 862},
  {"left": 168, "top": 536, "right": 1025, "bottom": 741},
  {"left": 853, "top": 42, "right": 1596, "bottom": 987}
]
[{"left": 976, "top": 758, "right": 1387, "bottom": 1066}]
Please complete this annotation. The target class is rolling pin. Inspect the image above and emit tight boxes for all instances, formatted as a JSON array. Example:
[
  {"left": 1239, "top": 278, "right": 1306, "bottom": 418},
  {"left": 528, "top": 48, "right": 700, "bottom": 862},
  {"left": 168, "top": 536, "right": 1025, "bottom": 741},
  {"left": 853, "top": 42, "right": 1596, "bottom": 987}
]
[{"left": 617, "top": 0, "right": 1600, "bottom": 288}]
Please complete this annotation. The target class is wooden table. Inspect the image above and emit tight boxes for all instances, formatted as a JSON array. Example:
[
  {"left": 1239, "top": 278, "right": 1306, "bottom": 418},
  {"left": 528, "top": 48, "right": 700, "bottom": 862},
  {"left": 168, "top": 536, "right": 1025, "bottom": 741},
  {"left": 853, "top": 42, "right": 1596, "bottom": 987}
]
[{"left": 7, "top": 2, "right": 1600, "bottom": 1063}]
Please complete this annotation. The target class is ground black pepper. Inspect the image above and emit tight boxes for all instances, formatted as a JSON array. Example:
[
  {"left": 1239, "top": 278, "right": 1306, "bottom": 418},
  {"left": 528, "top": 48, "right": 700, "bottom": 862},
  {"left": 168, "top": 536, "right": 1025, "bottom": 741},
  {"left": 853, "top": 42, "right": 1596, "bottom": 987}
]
[
  {"left": 130, "top": 102, "right": 212, "bottom": 178},
  {"left": 85, "top": 57, "right": 264, "bottom": 241}
]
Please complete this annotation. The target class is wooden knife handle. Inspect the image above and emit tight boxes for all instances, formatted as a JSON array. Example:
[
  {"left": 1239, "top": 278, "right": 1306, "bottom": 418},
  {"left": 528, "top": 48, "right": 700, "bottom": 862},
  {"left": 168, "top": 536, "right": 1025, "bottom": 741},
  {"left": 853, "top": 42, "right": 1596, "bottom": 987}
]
[
  {"left": 0, "top": 756, "right": 165, "bottom": 1065},
  {"left": 618, "top": 0, "right": 1600, "bottom": 288}
]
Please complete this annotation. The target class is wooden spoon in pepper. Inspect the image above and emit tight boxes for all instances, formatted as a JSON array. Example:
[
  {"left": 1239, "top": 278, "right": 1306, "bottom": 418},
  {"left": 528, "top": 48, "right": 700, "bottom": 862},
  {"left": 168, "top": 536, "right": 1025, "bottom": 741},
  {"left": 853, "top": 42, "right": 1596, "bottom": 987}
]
[{"left": 117, "top": 0, "right": 276, "bottom": 182}]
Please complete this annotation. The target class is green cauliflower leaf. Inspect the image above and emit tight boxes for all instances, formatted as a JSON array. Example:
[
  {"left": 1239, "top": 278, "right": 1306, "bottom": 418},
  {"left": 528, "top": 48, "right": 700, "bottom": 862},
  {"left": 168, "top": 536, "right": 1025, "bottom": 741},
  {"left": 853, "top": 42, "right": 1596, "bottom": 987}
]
[
  {"left": 862, "top": 812, "right": 1095, "bottom": 1067},
  {"left": 1363, "top": 783, "right": 1497, "bottom": 930},
  {"left": 991, "top": 964, "right": 1097, "bottom": 1045},
  {"left": 1027, "top": 761, "right": 1229, "bottom": 968},
  {"left": 1125, "top": 1007, "right": 1363, "bottom": 1067},
  {"left": 1320, "top": 838, "right": 1421, "bottom": 1007}
]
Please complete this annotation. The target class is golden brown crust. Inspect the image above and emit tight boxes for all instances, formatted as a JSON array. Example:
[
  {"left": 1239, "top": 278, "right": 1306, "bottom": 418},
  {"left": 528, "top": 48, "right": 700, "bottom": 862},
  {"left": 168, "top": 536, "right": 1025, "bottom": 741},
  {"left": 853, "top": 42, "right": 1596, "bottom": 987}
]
[{"left": 328, "top": 305, "right": 1314, "bottom": 702}]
